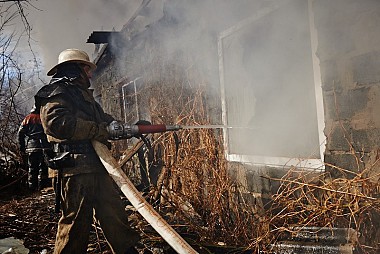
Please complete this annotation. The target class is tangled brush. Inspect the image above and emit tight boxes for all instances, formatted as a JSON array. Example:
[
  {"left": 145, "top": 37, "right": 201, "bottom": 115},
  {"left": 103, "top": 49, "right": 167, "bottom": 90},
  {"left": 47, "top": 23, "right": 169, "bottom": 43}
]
[{"left": 116, "top": 56, "right": 380, "bottom": 253}]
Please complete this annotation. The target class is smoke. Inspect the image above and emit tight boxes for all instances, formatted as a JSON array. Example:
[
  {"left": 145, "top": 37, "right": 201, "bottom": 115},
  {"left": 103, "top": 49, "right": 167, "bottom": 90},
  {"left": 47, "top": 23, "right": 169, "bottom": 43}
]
[
  {"left": 28, "top": 0, "right": 141, "bottom": 75},
  {"left": 20, "top": 0, "right": 323, "bottom": 164},
  {"left": 219, "top": 0, "right": 320, "bottom": 160},
  {"left": 112, "top": 0, "right": 322, "bottom": 163}
]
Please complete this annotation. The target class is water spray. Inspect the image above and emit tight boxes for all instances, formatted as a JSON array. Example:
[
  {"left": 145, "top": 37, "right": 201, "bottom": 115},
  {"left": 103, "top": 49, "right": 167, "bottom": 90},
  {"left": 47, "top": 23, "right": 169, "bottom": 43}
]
[
  {"left": 181, "top": 125, "right": 257, "bottom": 130},
  {"left": 181, "top": 125, "right": 229, "bottom": 129}
]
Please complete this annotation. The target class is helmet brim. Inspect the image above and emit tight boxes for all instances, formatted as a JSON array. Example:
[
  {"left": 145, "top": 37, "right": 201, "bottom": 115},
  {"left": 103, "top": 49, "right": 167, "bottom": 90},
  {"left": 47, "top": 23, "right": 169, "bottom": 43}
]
[{"left": 47, "top": 60, "right": 97, "bottom": 76}]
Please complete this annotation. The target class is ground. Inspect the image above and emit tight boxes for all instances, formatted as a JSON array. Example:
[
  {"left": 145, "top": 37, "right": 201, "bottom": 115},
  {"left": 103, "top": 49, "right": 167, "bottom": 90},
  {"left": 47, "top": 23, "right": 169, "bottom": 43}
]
[
  {"left": 0, "top": 182, "right": 177, "bottom": 254},
  {"left": 0, "top": 185, "right": 114, "bottom": 254}
]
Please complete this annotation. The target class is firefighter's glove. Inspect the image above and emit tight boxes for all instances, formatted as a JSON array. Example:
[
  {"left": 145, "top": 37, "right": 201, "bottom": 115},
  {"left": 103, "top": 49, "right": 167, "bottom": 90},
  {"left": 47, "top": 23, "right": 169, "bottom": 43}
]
[
  {"left": 72, "top": 119, "right": 111, "bottom": 148},
  {"left": 94, "top": 122, "right": 111, "bottom": 147}
]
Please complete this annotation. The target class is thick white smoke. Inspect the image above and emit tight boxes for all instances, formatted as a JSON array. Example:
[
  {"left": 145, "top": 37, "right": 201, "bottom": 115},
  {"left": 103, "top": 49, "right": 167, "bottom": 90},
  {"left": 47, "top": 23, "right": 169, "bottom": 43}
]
[
  {"left": 20, "top": 0, "right": 324, "bottom": 165},
  {"left": 28, "top": 0, "right": 141, "bottom": 75}
]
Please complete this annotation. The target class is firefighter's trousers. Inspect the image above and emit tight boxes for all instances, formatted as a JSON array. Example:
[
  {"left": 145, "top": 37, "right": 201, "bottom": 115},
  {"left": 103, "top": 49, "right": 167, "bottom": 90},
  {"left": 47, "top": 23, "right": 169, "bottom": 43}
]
[
  {"left": 54, "top": 173, "right": 140, "bottom": 254},
  {"left": 27, "top": 151, "right": 48, "bottom": 190}
]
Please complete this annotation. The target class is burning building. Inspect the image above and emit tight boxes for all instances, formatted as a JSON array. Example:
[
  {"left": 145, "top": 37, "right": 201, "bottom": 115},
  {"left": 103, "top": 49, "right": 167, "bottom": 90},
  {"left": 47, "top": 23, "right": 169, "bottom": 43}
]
[{"left": 87, "top": 0, "right": 380, "bottom": 253}]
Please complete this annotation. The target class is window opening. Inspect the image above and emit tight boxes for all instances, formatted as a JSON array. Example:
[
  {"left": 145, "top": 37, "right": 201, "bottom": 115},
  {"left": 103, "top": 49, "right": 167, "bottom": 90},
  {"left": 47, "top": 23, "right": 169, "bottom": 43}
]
[
  {"left": 218, "top": 0, "right": 325, "bottom": 170},
  {"left": 121, "top": 77, "right": 151, "bottom": 124}
]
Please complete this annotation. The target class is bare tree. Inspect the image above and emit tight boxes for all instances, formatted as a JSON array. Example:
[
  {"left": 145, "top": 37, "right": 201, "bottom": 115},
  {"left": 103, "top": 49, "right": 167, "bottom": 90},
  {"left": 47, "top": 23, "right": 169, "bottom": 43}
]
[{"left": 0, "top": 0, "right": 39, "bottom": 188}]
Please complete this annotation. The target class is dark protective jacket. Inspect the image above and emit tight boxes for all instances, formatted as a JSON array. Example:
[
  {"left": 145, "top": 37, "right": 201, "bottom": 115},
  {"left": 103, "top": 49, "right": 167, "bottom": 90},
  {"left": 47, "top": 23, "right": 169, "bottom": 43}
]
[
  {"left": 36, "top": 73, "right": 140, "bottom": 252},
  {"left": 18, "top": 113, "right": 50, "bottom": 153},
  {"left": 35, "top": 77, "right": 114, "bottom": 176}
]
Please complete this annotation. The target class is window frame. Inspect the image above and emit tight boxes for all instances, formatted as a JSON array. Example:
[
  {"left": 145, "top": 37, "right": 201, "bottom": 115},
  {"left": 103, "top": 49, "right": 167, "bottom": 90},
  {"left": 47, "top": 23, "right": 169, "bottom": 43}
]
[{"left": 217, "top": 0, "right": 325, "bottom": 170}]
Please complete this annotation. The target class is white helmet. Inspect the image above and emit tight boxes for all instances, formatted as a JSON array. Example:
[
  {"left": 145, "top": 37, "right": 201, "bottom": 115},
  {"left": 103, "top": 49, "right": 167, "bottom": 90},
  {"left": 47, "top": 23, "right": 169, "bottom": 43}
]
[{"left": 47, "top": 48, "right": 97, "bottom": 76}]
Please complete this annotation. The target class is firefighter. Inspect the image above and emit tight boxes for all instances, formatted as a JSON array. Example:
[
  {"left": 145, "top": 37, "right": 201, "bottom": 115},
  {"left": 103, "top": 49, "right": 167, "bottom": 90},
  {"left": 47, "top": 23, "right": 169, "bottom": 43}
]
[
  {"left": 35, "top": 49, "right": 140, "bottom": 254},
  {"left": 18, "top": 104, "right": 51, "bottom": 191}
]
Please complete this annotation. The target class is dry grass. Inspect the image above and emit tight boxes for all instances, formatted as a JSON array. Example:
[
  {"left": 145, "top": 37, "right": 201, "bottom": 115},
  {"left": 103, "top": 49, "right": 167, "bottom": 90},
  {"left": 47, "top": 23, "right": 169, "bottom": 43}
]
[
  {"left": 136, "top": 89, "right": 265, "bottom": 252},
  {"left": 116, "top": 57, "right": 380, "bottom": 253},
  {"left": 266, "top": 168, "right": 380, "bottom": 251}
]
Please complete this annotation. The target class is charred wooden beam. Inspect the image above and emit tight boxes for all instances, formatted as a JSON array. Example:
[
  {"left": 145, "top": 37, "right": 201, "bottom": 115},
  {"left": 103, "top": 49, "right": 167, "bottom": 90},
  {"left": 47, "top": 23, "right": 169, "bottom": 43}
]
[{"left": 87, "top": 31, "right": 122, "bottom": 44}]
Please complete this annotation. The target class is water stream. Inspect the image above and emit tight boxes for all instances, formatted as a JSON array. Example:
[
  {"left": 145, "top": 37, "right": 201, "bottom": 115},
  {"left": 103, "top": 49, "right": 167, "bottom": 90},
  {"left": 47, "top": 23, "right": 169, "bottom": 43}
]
[
  {"left": 181, "top": 125, "right": 257, "bottom": 130},
  {"left": 181, "top": 125, "right": 228, "bottom": 129}
]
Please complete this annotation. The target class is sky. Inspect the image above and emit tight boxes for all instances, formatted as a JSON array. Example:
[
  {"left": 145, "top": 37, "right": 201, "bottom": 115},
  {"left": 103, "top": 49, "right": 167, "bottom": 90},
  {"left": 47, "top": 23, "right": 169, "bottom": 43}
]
[{"left": 17, "top": 0, "right": 141, "bottom": 76}]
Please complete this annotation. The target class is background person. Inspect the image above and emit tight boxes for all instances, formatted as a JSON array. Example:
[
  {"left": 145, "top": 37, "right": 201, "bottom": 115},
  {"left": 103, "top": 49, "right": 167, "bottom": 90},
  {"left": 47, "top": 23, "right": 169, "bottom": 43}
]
[{"left": 18, "top": 105, "right": 51, "bottom": 191}]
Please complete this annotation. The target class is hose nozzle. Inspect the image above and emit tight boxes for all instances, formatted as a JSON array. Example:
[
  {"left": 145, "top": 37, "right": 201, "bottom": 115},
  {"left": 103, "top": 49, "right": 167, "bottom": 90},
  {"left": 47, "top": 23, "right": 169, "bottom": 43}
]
[{"left": 107, "top": 121, "right": 182, "bottom": 140}]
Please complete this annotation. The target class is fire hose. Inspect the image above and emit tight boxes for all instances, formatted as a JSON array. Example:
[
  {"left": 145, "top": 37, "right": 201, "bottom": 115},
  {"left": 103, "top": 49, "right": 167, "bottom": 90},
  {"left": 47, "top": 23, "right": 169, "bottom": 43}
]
[{"left": 93, "top": 122, "right": 198, "bottom": 254}]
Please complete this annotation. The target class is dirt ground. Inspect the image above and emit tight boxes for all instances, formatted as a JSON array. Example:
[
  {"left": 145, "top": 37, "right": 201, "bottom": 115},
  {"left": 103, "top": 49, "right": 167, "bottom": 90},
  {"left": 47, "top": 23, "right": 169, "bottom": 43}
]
[
  {"left": 0, "top": 181, "right": 180, "bottom": 254},
  {"left": 0, "top": 165, "right": 238, "bottom": 254},
  {"left": 0, "top": 185, "right": 114, "bottom": 254},
  {"left": 1, "top": 187, "right": 59, "bottom": 253}
]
